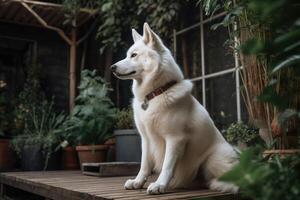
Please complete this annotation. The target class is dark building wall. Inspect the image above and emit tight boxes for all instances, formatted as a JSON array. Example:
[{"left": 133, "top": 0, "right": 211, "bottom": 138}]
[{"left": 0, "top": 22, "right": 69, "bottom": 111}]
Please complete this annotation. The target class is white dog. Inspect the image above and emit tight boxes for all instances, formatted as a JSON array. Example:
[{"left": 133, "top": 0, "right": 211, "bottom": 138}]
[{"left": 111, "top": 23, "right": 238, "bottom": 195}]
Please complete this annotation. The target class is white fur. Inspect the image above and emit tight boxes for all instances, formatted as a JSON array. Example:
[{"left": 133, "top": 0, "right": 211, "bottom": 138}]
[{"left": 112, "top": 23, "right": 238, "bottom": 194}]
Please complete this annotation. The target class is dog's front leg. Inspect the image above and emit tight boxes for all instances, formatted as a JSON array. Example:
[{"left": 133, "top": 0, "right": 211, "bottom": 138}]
[
  {"left": 124, "top": 136, "right": 152, "bottom": 189},
  {"left": 147, "top": 136, "right": 186, "bottom": 194}
]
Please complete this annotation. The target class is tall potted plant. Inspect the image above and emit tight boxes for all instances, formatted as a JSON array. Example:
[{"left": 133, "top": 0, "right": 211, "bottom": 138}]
[
  {"left": 64, "top": 70, "right": 116, "bottom": 167},
  {"left": 59, "top": 128, "right": 79, "bottom": 170},
  {"left": 114, "top": 108, "right": 141, "bottom": 162},
  {"left": 11, "top": 100, "right": 65, "bottom": 171}
]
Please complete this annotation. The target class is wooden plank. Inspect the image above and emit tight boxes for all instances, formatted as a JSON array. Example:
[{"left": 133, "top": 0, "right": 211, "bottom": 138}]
[
  {"left": 82, "top": 162, "right": 140, "bottom": 177},
  {"left": 0, "top": 171, "right": 235, "bottom": 200},
  {"left": 0, "top": 172, "right": 106, "bottom": 200}
]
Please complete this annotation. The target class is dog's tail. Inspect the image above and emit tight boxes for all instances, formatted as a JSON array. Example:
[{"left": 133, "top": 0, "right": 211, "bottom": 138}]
[{"left": 209, "top": 179, "right": 238, "bottom": 193}]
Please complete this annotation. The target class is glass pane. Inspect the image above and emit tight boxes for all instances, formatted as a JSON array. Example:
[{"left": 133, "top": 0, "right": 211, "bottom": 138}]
[
  {"left": 205, "top": 73, "right": 237, "bottom": 131},
  {"left": 192, "top": 80, "right": 203, "bottom": 105},
  {"left": 204, "top": 18, "right": 234, "bottom": 74},
  {"left": 175, "top": 28, "right": 202, "bottom": 79}
]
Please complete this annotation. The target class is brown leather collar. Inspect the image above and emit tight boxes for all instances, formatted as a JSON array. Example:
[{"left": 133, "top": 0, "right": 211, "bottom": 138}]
[{"left": 141, "top": 80, "right": 177, "bottom": 110}]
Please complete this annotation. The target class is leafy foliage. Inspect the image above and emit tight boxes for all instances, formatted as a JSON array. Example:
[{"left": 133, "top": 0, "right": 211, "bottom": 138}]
[
  {"left": 95, "top": 0, "right": 139, "bottom": 54},
  {"left": 243, "top": 0, "right": 300, "bottom": 137},
  {"left": 11, "top": 100, "right": 66, "bottom": 170},
  {"left": 201, "top": 0, "right": 300, "bottom": 144},
  {"left": 115, "top": 108, "right": 134, "bottom": 130},
  {"left": 220, "top": 148, "right": 300, "bottom": 200},
  {"left": 226, "top": 122, "right": 260, "bottom": 146},
  {"left": 62, "top": 70, "right": 116, "bottom": 145},
  {"left": 61, "top": 0, "right": 189, "bottom": 54},
  {"left": 14, "top": 64, "right": 46, "bottom": 135},
  {"left": 136, "top": 0, "right": 181, "bottom": 40}
]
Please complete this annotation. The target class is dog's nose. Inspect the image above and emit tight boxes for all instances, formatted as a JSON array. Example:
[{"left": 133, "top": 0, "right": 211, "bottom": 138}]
[{"left": 111, "top": 65, "right": 117, "bottom": 72}]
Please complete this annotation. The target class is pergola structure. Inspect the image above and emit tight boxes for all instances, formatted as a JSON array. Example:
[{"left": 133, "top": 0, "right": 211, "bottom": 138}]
[{"left": 0, "top": 0, "right": 98, "bottom": 110}]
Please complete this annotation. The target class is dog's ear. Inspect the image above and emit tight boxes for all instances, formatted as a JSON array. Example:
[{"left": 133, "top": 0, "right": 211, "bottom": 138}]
[
  {"left": 143, "top": 22, "right": 164, "bottom": 50},
  {"left": 132, "top": 28, "right": 142, "bottom": 43}
]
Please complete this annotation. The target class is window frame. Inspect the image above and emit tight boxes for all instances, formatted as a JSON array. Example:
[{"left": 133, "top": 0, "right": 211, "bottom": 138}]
[{"left": 173, "top": 8, "right": 242, "bottom": 122}]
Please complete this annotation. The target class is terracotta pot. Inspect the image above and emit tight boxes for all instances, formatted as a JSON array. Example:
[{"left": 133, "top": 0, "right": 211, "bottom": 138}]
[
  {"left": 75, "top": 145, "right": 108, "bottom": 167},
  {"left": 62, "top": 146, "right": 80, "bottom": 170},
  {"left": 0, "top": 139, "right": 16, "bottom": 170}
]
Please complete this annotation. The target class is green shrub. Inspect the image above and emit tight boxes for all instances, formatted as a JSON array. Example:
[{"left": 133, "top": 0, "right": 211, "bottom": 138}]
[
  {"left": 226, "top": 122, "right": 260, "bottom": 146},
  {"left": 63, "top": 70, "right": 116, "bottom": 145},
  {"left": 115, "top": 108, "right": 134, "bottom": 130},
  {"left": 220, "top": 148, "right": 300, "bottom": 200}
]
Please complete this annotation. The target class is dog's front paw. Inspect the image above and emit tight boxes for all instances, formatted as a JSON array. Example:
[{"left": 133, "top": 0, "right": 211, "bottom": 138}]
[
  {"left": 147, "top": 182, "right": 167, "bottom": 194},
  {"left": 124, "top": 179, "right": 144, "bottom": 190}
]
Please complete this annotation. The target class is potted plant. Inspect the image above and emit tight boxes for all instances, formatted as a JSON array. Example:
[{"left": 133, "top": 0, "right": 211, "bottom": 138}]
[
  {"left": 0, "top": 80, "right": 16, "bottom": 171},
  {"left": 226, "top": 122, "right": 261, "bottom": 149},
  {"left": 64, "top": 70, "right": 116, "bottom": 167},
  {"left": 114, "top": 108, "right": 141, "bottom": 162},
  {"left": 11, "top": 100, "right": 65, "bottom": 171},
  {"left": 59, "top": 122, "right": 80, "bottom": 170}
]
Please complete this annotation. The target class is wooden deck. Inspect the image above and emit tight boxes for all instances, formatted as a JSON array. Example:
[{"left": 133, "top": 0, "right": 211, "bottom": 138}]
[{"left": 0, "top": 171, "right": 237, "bottom": 200}]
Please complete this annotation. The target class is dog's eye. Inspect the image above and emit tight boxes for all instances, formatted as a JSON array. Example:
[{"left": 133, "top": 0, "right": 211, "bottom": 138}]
[{"left": 131, "top": 53, "right": 137, "bottom": 58}]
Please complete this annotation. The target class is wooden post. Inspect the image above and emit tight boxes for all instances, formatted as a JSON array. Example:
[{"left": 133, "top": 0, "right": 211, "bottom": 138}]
[{"left": 69, "top": 28, "right": 76, "bottom": 111}]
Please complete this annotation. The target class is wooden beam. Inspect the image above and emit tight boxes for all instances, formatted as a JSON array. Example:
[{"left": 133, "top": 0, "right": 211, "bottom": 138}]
[
  {"left": 20, "top": 1, "right": 72, "bottom": 45},
  {"left": 69, "top": 28, "right": 76, "bottom": 111},
  {"left": 8, "top": 0, "right": 98, "bottom": 15}
]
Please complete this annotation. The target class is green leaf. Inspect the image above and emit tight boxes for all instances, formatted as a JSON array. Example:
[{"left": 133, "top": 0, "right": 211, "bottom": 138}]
[
  {"left": 101, "top": 2, "right": 113, "bottom": 12},
  {"left": 274, "top": 29, "right": 300, "bottom": 51},
  {"left": 242, "top": 38, "right": 265, "bottom": 55},
  {"left": 277, "top": 109, "right": 298, "bottom": 125},
  {"left": 257, "top": 85, "right": 287, "bottom": 109},
  {"left": 271, "top": 55, "right": 300, "bottom": 73}
]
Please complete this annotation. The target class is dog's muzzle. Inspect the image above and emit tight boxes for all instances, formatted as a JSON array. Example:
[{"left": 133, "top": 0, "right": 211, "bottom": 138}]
[
  {"left": 111, "top": 64, "right": 117, "bottom": 72},
  {"left": 111, "top": 65, "right": 136, "bottom": 77}
]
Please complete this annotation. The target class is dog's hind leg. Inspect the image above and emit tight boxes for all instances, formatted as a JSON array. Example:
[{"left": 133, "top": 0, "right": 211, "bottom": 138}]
[
  {"left": 147, "top": 135, "right": 187, "bottom": 194},
  {"left": 203, "top": 143, "right": 239, "bottom": 193}
]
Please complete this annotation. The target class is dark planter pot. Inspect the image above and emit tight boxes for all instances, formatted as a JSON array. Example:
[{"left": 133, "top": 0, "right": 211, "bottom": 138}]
[
  {"left": 62, "top": 146, "right": 80, "bottom": 170},
  {"left": 114, "top": 129, "right": 141, "bottom": 162},
  {"left": 21, "top": 144, "right": 61, "bottom": 171},
  {"left": 0, "top": 139, "right": 16, "bottom": 171},
  {"left": 21, "top": 144, "right": 43, "bottom": 171},
  {"left": 46, "top": 149, "right": 62, "bottom": 170}
]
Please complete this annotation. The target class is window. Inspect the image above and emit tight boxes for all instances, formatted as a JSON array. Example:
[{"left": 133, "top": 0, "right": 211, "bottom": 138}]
[{"left": 173, "top": 9, "right": 242, "bottom": 131}]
